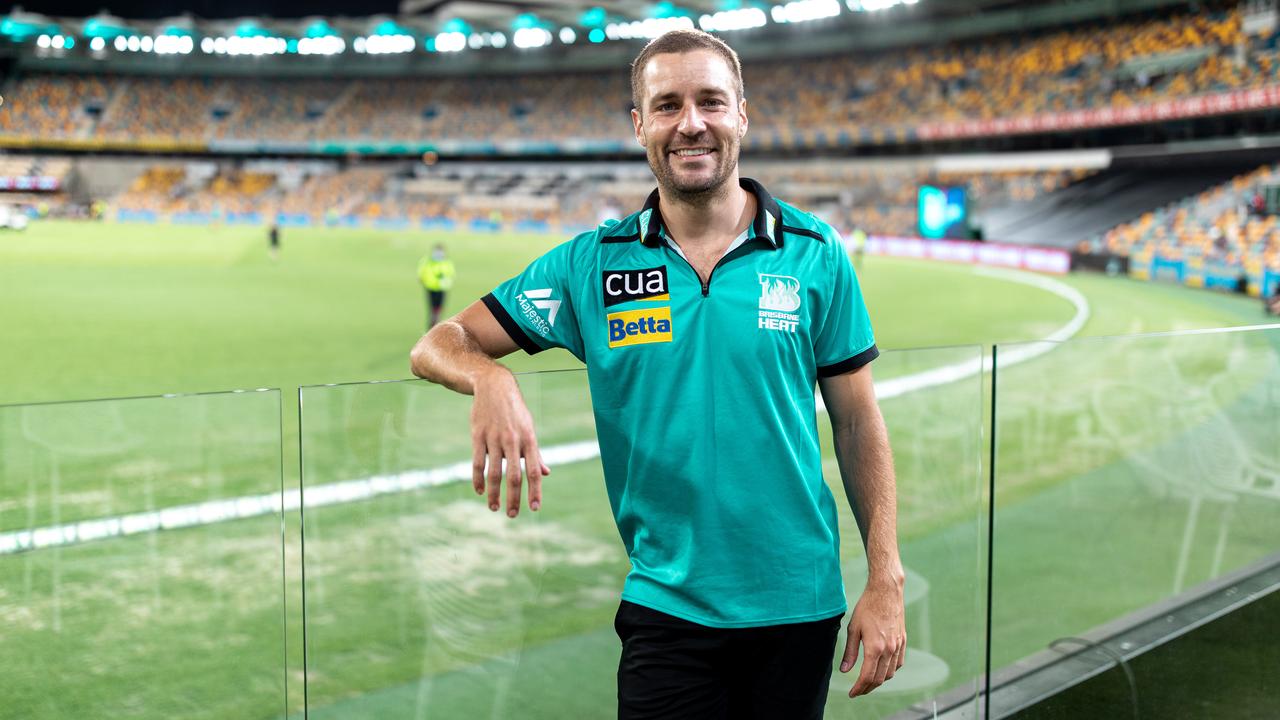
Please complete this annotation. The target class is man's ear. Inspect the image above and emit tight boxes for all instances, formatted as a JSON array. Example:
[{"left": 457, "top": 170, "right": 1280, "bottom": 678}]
[
  {"left": 738, "top": 98, "right": 748, "bottom": 139},
  {"left": 631, "top": 107, "right": 646, "bottom": 147}
]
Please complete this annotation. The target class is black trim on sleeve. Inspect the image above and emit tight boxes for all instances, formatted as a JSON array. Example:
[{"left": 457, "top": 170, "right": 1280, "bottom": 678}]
[
  {"left": 601, "top": 233, "right": 640, "bottom": 244},
  {"left": 817, "top": 344, "right": 879, "bottom": 377},
  {"left": 481, "top": 293, "right": 545, "bottom": 356}
]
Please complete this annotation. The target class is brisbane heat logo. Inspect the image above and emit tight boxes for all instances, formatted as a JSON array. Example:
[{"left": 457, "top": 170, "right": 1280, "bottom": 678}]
[
  {"left": 758, "top": 274, "right": 801, "bottom": 333},
  {"left": 602, "top": 266, "right": 672, "bottom": 348}
]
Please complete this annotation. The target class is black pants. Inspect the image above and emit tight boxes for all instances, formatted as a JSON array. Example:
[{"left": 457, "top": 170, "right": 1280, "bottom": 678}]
[{"left": 615, "top": 600, "right": 843, "bottom": 720}]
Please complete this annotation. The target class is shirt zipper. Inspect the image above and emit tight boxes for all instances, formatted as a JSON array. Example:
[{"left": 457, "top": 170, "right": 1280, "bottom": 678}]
[{"left": 669, "top": 244, "right": 744, "bottom": 297}]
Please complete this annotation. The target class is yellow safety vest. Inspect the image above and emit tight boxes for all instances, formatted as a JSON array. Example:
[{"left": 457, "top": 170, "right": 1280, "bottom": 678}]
[{"left": 418, "top": 257, "right": 456, "bottom": 291}]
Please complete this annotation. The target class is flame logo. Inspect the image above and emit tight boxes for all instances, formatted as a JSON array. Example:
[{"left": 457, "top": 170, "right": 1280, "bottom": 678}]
[{"left": 758, "top": 274, "right": 801, "bottom": 312}]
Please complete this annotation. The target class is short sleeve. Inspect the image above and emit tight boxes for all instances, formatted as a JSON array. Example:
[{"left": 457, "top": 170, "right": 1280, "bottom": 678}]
[
  {"left": 814, "top": 236, "right": 878, "bottom": 377},
  {"left": 482, "top": 239, "right": 586, "bottom": 361}
]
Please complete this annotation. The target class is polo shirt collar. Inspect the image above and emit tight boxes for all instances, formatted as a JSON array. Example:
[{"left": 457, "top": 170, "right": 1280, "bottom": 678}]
[{"left": 639, "top": 177, "right": 783, "bottom": 249}]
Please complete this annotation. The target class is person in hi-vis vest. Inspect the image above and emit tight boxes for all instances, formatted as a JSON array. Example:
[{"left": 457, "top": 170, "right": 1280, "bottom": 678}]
[{"left": 418, "top": 244, "right": 456, "bottom": 330}]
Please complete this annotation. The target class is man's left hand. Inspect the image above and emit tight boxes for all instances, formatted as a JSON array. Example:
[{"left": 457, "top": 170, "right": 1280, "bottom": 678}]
[{"left": 839, "top": 580, "right": 906, "bottom": 698}]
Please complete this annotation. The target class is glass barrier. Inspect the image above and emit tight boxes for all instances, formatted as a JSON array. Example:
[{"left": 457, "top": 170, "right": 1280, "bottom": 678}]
[
  {"left": 0, "top": 389, "right": 286, "bottom": 720},
  {"left": 299, "top": 346, "right": 987, "bottom": 719},
  {"left": 823, "top": 346, "right": 987, "bottom": 720},
  {"left": 989, "top": 326, "right": 1280, "bottom": 717}
]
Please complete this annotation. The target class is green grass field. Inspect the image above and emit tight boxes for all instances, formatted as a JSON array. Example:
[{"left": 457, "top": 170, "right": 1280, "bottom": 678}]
[{"left": 1, "top": 220, "right": 1277, "bottom": 719}]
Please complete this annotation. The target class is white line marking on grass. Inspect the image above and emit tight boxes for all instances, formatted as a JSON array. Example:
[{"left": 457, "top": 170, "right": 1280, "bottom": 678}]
[
  {"left": 0, "top": 267, "right": 1088, "bottom": 556},
  {"left": 821, "top": 266, "right": 1090, "bottom": 406}
]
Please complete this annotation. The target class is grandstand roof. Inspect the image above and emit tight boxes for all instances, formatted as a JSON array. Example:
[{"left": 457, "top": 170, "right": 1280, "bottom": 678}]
[
  {"left": 0, "top": 0, "right": 1198, "bottom": 78},
  {"left": 2, "top": 0, "right": 1039, "bottom": 21}
]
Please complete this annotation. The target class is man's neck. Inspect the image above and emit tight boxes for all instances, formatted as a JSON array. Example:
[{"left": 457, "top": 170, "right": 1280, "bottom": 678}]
[{"left": 659, "top": 175, "right": 755, "bottom": 249}]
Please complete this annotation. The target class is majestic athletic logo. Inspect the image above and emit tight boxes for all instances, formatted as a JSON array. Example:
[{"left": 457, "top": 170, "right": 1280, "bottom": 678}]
[
  {"left": 758, "top": 274, "right": 801, "bottom": 312},
  {"left": 758, "top": 274, "right": 801, "bottom": 333},
  {"left": 516, "top": 288, "right": 559, "bottom": 336},
  {"left": 602, "top": 266, "right": 669, "bottom": 308},
  {"left": 607, "top": 307, "right": 672, "bottom": 348}
]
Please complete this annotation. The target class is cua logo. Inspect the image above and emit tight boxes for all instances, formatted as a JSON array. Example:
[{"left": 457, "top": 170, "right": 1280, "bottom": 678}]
[{"left": 602, "top": 266, "right": 669, "bottom": 308}]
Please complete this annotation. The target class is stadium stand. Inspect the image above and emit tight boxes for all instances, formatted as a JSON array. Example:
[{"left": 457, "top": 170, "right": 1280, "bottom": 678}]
[
  {"left": 0, "top": 75, "right": 112, "bottom": 138},
  {"left": 1088, "top": 162, "right": 1280, "bottom": 274},
  {"left": 1, "top": 5, "right": 1275, "bottom": 149},
  {"left": 95, "top": 157, "right": 1093, "bottom": 237}
]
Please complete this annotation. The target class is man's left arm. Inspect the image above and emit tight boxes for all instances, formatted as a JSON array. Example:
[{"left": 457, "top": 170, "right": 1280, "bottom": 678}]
[{"left": 819, "top": 364, "right": 906, "bottom": 699}]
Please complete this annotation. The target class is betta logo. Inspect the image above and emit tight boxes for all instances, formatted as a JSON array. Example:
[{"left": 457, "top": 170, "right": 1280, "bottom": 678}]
[
  {"left": 607, "top": 307, "right": 673, "bottom": 348},
  {"left": 602, "top": 266, "right": 669, "bottom": 308}
]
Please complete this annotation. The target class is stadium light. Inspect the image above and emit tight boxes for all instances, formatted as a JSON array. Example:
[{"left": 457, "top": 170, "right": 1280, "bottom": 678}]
[
  {"left": 90, "top": 36, "right": 105, "bottom": 51},
  {"left": 559, "top": 27, "right": 576, "bottom": 44},
  {"left": 140, "top": 35, "right": 153, "bottom": 52},
  {"left": 434, "top": 31, "right": 466, "bottom": 53},
  {"left": 513, "top": 27, "right": 551, "bottom": 49},
  {"left": 467, "top": 32, "right": 483, "bottom": 49},
  {"left": 200, "top": 37, "right": 212, "bottom": 53},
  {"left": 126, "top": 35, "right": 140, "bottom": 51},
  {"left": 114, "top": 35, "right": 126, "bottom": 51},
  {"left": 771, "top": 0, "right": 841, "bottom": 23},
  {"left": 36, "top": 33, "right": 50, "bottom": 48},
  {"left": 589, "top": 28, "right": 605, "bottom": 42},
  {"left": 491, "top": 31, "right": 507, "bottom": 48},
  {"left": 698, "top": 8, "right": 768, "bottom": 31},
  {"left": 161, "top": 35, "right": 193, "bottom": 54},
  {"left": 846, "top": 0, "right": 917, "bottom": 10},
  {"left": 298, "top": 35, "right": 344, "bottom": 55},
  {"left": 602, "top": 19, "right": 699, "bottom": 41},
  {"left": 365, "top": 33, "right": 414, "bottom": 54}
]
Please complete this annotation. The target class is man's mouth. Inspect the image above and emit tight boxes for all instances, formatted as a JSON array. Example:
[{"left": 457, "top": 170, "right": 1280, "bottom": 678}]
[{"left": 670, "top": 148, "right": 713, "bottom": 158}]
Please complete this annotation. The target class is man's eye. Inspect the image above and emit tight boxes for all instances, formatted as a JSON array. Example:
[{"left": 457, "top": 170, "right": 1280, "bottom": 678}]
[
  {"left": 703, "top": 99, "right": 725, "bottom": 107},
  {"left": 656, "top": 103, "right": 676, "bottom": 112}
]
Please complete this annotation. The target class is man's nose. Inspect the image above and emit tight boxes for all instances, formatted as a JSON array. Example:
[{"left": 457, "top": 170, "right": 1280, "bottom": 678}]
[{"left": 676, "top": 104, "right": 708, "bottom": 135}]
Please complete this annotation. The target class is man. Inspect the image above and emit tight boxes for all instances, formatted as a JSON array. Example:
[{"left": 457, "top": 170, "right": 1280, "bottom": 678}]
[
  {"left": 268, "top": 223, "right": 280, "bottom": 261},
  {"left": 418, "top": 243, "right": 456, "bottom": 329},
  {"left": 409, "top": 29, "right": 905, "bottom": 718}
]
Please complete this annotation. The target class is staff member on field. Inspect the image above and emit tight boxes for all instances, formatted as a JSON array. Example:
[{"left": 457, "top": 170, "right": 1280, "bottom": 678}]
[
  {"left": 410, "top": 29, "right": 904, "bottom": 719},
  {"left": 418, "top": 243, "right": 456, "bottom": 330}
]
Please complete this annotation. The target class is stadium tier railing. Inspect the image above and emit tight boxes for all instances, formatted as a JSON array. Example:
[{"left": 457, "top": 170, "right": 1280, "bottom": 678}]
[
  {"left": 297, "top": 346, "right": 988, "bottom": 720},
  {"left": 0, "top": 388, "right": 290, "bottom": 720},
  {"left": 986, "top": 325, "right": 1280, "bottom": 717}
]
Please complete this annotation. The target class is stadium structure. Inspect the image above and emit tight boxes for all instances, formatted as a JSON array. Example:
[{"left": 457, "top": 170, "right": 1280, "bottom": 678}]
[{"left": 0, "top": 0, "right": 1277, "bottom": 718}]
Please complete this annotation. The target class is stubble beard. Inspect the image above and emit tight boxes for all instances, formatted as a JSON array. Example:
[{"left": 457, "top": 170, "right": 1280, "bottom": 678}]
[{"left": 648, "top": 132, "right": 740, "bottom": 208}]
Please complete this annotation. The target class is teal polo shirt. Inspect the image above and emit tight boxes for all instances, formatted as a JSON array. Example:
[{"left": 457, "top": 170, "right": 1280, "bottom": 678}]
[{"left": 482, "top": 178, "right": 877, "bottom": 628}]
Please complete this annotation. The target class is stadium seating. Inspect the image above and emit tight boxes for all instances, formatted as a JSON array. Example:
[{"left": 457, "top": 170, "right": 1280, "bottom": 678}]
[
  {"left": 0, "top": 5, "right": 1274, "bottom": 150},
  {"left": 99, "top": 157, "right": 1095, "bottom": 236},
  {"left": 1089, "top": 162, "right": 1280, "bottom": 274},
  {"left": 114, "top": 165, "right": 187, "bottom": 213}
]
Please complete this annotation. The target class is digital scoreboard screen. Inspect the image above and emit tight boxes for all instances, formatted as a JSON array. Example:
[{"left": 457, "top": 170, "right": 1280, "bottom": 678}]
[{"left": 918, "top": 185, "right": 967, "bottom": 239}]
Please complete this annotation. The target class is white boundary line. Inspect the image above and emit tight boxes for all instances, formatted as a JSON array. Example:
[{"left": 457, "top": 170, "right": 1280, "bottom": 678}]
[{"left": 0, "top": 267, "right": 1089, "bottom": 556}]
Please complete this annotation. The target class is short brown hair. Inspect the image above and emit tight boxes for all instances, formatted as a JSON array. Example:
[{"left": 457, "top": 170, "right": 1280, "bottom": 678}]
[{"left": 630, "top": 29, "right": 744, "bottom": 115}]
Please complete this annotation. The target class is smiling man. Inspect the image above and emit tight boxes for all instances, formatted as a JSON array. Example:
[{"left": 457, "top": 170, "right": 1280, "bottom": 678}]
[{"left": 409, "top": 29, "right": 905, "bottom": 719}]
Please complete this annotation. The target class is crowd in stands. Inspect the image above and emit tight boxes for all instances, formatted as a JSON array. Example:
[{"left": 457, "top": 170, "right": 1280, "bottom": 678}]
[
  {"left": 98, "top": 157, "right": 1092, "bottom": 240},
  {"left": 0, "top": 75, "right": 111, "bottom": 138},
  {"left": 1, "top": 4, "right": 1276, "bottom": 148},
  {"left": 1089, "top": 163, "right": 1280, "bottom": 273}
]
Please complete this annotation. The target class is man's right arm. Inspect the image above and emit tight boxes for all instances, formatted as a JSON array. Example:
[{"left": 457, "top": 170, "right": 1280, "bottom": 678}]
[{"left": 409, "top": 300, "right": 550, "bottom": 518}]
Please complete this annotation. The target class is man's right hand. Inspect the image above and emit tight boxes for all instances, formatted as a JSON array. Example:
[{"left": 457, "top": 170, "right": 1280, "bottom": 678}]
[{"left": 470, "top": 367, "right": 551, "bottom": 518}]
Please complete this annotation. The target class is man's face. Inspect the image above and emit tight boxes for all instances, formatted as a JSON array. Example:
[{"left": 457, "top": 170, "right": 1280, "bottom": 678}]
[{"left": 632, "top": 50, "right": 747, "bottom": 198}]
